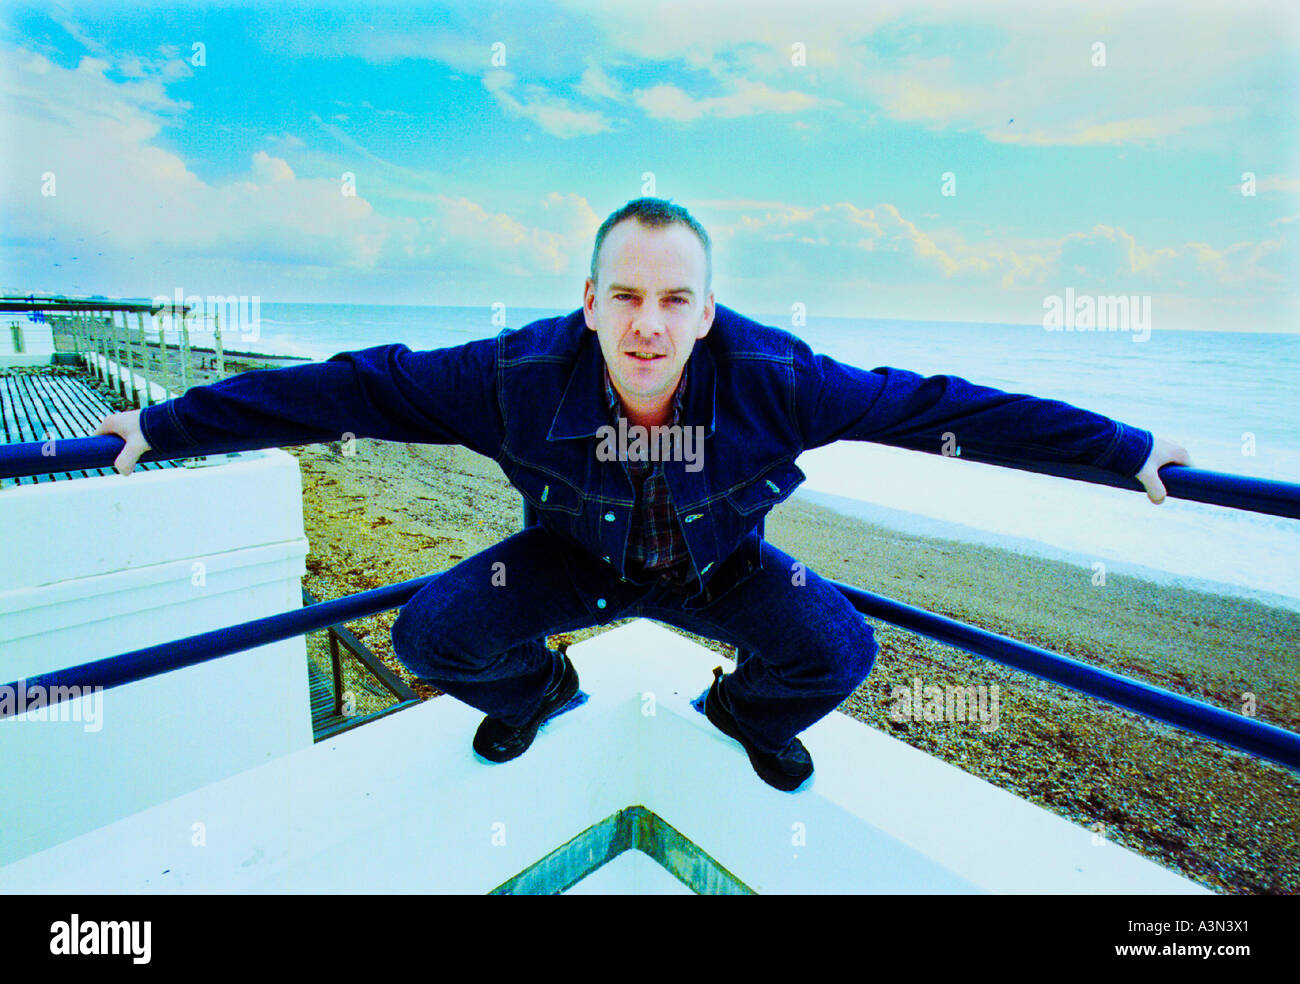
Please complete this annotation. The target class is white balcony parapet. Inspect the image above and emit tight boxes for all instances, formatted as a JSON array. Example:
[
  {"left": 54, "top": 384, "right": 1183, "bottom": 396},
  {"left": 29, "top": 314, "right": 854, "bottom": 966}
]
[
  {"left": 0, "top": 449, "right": 312, "bottom": 866},
  {"left": 0, "top": 619, "right": 1209, "bottom": 894}
]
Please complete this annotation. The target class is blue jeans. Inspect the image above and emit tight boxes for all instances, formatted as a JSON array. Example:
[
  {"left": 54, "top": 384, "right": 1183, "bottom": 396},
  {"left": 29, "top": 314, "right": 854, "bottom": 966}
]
[{"left": 390, "top": 524, "right": 879, "bottom": 755}]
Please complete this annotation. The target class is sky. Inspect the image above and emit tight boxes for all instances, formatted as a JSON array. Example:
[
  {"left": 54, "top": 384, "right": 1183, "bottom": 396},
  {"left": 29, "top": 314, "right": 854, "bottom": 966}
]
[{"left": 1, "top": 0, "right": 1298, "bottom": 331}]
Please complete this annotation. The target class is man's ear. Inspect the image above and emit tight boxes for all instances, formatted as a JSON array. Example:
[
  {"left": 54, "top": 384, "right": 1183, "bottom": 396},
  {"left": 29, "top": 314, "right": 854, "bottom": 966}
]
[
  {"left": 696, "top": 292, "right": 715, "bottom": 338},
  {"left": 583, "top": 279, "right": 596, "bottom": 331}
]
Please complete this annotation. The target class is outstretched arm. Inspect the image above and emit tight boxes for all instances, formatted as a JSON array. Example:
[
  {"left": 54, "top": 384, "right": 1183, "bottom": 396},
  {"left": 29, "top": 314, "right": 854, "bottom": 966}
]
[
  {"left": 795, "top": 342, "right": 1188, "bottom": 504},
  {"left": 95, "top": 338, "right": 505, "bottom": 474}
]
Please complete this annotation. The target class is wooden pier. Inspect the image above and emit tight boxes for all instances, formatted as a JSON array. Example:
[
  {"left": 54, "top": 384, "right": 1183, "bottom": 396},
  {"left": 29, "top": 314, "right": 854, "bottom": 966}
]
[
  {"left": 0, "top": 370, "right": 183, "bottom": 488},
  {"left": 1, "top": 294, "right": 309, "bottom": 408},
  {"left": 0, "top": 293, "right": 309, "bottom": 487}
]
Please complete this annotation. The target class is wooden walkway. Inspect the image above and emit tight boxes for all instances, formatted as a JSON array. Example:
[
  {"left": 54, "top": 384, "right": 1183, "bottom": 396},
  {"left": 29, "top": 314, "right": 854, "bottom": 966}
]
[
  {"left": 307, "top": 660, "right": 349, "bottom": 737},
  {"left": 0, "top": 371, "right": 182, "bottom": 489}
]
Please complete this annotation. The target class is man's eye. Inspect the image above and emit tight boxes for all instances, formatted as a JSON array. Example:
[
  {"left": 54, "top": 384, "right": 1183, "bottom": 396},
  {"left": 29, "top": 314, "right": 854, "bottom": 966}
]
[{"left": 668, "top": 296, "right": 687, "bottom": 304}]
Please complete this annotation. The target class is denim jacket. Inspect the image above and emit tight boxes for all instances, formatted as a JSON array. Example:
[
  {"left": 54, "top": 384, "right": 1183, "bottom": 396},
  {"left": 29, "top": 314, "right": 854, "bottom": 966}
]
[{"left": 139, "top": 303, "right": 1154, "bottom": 610}]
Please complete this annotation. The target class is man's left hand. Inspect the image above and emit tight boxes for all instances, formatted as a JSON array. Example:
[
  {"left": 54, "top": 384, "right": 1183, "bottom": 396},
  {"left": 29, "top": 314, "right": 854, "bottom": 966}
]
[{"left": 1135, "top": 435, "right": 1193, "bottom": 504}]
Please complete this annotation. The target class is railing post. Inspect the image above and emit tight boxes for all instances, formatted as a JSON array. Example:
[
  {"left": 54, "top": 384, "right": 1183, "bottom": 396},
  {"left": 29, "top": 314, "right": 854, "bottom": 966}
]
[
  {"left": 95, "top": 311, "right": 107, "bottom": 384},
  {"left": 156, "top": 310, "right": 173, "bottom": 400},
  {"left": 121, "top": 311, "right": 141, "bottom": 407},
  {"left": 77, "top": 312, "right": 87, "bottom": 374},
  {"left": 179, "top": 306, "right": 192, "bottom": 393},
  {"left": 103, "top": 311, "right": 114, "bottom": 392},
  {"left": 118, "top": 311, "right": 131, "bottom": 404},
  {"left": 111, "top": 310, "right": 127, "bottom": 397},
  {"left": 107, "top": 311, "right": 116, "bottom": 389},
  {"left": 329, "top": 628, "right": 345, "bottom": 717},
  {"left": 105, "top": 312, "right": 114, "bottom": 384},
  {"left": 104, "top": 311, "right": 113, "bottom": 392},
  {"left": 135, "top": 311, "right": 152, "bottom": 407},
  {"left": 213, "top": 309, "right": 225, "bottom": 379},
  {"left": 92, "top": 311, "right": 100, "bottom": 378},
  {"left": 9, "top": 322, "right": 23, "bottom": 354}
]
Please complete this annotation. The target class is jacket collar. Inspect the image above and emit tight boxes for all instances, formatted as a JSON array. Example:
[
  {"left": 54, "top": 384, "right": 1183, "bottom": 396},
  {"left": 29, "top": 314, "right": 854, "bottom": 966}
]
[{"left": 547, "top": 314, "right": 717, "bottom": 441}]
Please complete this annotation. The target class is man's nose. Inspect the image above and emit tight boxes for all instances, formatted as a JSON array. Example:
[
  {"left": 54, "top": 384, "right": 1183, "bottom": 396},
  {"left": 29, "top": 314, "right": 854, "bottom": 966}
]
[{"left": 630, "top": 311, "right": 666, "bottom": 338}]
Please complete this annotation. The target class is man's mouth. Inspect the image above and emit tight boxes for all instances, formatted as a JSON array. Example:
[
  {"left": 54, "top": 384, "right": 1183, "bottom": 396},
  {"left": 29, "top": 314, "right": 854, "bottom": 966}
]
[{"left": 625, "top": 351, "right": 665, "bottom": 361}]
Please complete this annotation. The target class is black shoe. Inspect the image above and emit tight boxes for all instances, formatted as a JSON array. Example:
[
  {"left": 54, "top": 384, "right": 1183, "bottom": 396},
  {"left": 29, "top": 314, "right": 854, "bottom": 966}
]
[
  {"left": 472, "top": 652, "right": 580, "bottom": 763},
  {"left": 704, "top": 666, "right": 813, "bottom": 792}
]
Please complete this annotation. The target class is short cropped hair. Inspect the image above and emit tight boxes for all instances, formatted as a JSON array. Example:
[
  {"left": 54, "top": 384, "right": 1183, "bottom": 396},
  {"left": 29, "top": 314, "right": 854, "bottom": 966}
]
[{"left": 590, "top": 197, "right": 712, "bottom": 292}]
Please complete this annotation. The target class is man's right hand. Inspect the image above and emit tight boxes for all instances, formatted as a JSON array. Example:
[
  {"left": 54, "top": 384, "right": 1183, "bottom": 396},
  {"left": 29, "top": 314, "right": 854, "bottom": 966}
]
[
  {"left": 94, "top": 410, "right": 153, "bottom": 476},
  {"left": 1134, "top": 434, "right": 1193, "bottom": 505}
]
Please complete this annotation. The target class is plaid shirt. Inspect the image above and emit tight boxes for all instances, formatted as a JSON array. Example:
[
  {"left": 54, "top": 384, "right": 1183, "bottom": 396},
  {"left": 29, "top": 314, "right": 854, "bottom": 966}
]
[{"left": 603, "top": 363, "right": 696, "bottom": 588}]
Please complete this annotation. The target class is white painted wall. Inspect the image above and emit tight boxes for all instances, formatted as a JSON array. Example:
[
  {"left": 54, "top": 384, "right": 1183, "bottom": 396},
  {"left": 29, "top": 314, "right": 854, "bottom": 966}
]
[
  {"left": 0, "top": 450, "right": 313, "bottom": 865},
  {"left": 0, "top": 322, "right": 53, "bottom": 355}
]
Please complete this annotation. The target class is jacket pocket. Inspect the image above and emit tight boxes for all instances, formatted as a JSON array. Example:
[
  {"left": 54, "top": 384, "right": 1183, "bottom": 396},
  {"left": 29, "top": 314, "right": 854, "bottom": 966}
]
[
  {"left": 723, "top": 458, "right": 806, "bottom": 515},
  {"left": 506, "top": 455, "right": 586, "bottom": 516}
]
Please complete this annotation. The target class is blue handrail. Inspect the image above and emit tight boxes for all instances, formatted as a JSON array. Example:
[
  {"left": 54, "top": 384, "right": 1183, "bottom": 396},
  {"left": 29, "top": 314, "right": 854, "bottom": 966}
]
[
  {"left": 2, "top": 434, "right": 1300, "bottom": 519},
  {"left": 3, "top": 564, "right": 1298, "bottom": 772},
  {"left": 833, "top": 582, "right": 1300, "bottom": 771},
  {"left": 3, "top": 573, "right": 437, "bottom": 696},
  {"left": 3, "top": 433, "right": 1299, "bottom": 773}
]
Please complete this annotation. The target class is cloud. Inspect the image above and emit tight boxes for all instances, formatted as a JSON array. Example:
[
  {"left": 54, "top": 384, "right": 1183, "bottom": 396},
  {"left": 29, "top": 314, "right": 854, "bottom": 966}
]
[
  {"left": 539, "top": 190, "right": 602, "bottom": 242},
  {"left": 554, "top": 0, "right": 903, "bottom": 71},
  {"left": 50, "top": 13, "right": 108, "bottom": 58},
  {"left": 266, "top": 132, "right": 306, "bottom": 151},
  {"left": 990, "top": 106, "right": 1248, "bottom": 147},
  {"left": 0, "top": 44, "right": 603, "bottom": 294},
  {"left": 704, "top": 197, "right": 1296, "bottom": 294},
  {"left": 251, "top": 151, "right": 295, "bottom": 183},
  {"left": 482, "top": 69, "right": 613, "bottom": 137},
  {"left": 247, "top": 0, "right": 1296, "bottom": 148},
  {"left": 872, "top": 78, "right": 979, "bottom": 125},
  {"left": 1258, "top": 175, "right": 1300, "bottom": 194},
  {"left": 261, "top": 23, "right": 492, "bottom": 74},
  {"left": 577, "top": 62, "right": 624, "bottom": 102},
  {"left": 633, "top": 80, "right": 830, "bottom": 122},
  {"left": 1, "top": 47, "right": 375, "bottom": 268}
]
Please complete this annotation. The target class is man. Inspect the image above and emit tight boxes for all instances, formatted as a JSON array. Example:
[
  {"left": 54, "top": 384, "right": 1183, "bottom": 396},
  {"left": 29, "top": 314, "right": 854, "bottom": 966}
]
[{"left": 97, "top": 197, "right": 1190, "bottom": 793}]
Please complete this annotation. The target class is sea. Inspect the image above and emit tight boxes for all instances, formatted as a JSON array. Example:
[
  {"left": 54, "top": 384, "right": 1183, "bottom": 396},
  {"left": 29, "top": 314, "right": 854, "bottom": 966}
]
[{"left": 221, "top": 301, "right": 1300, "bottom": 613}]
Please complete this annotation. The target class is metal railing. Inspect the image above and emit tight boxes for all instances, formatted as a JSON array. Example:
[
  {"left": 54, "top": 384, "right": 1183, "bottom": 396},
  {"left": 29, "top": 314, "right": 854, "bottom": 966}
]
[
  {"left": 1, "top": 433, "right": 1299, "bottom": 773},
  {"left": 1, "top": 296, "right": 222, "bottom": 407},
  {"left": 301, "top": 586, "right": 419, "bottom": 741}
]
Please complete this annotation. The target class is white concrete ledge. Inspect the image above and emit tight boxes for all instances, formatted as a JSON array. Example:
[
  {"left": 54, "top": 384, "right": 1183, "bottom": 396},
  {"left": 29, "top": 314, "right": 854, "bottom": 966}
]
[
  {"left": 0, "top": 449, "right": 312, "bottom": 865},
  {"left": 0, "top": 620, "right": 1210, "bottom": 894}
]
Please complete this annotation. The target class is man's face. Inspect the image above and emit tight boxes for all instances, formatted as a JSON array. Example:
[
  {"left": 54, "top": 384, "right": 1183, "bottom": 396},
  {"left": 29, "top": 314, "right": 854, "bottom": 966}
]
[{"left": 583, "top": 218, "right": 714, "bottom": 409}]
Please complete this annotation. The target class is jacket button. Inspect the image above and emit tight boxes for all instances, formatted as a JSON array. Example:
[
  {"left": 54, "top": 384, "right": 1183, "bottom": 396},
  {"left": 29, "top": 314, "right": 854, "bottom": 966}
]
[
  {"left": 603, "top": 555, "right": 611, "bottom": 563},
  {"left": 596, "top": 598, "right": 607, "bottom": 609},
  {"left": 604, "top": 511, "right": 615, "bottom": 521}
]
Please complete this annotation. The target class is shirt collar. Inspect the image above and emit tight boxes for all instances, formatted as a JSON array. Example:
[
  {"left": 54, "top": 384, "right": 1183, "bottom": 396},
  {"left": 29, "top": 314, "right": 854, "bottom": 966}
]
[{"left": 604, "top": 362, "right": 688, "bottom": 426}]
